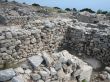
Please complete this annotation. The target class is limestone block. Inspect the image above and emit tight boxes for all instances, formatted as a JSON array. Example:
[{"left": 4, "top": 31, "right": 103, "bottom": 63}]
[
  {"left": 28, "top": 55, "right": 43, "bottom": 68},
  {"left": 79, "top": 65, "right": 92, "bottom": 82}
]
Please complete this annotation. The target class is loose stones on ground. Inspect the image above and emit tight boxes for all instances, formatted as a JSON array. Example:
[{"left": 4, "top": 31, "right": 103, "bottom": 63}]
[{"left": 0, "top": 50, "right": 93, "bottom": 82}]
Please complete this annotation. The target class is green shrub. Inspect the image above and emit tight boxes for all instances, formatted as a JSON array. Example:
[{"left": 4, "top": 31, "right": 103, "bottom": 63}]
[
  {"left": 53, "top": 7, "right": 61, "bottom": 10},
  {"left": 57, "top": 10, "right": 66, "bottom": 13},
  {"left": 65, "top": 8, "right": 71, "bottom": 11},
  {"left": 82, "top": 79, "right": 87, "bottom": 82},
  {"left": 32, "top": 3, "right": 40, "bottom": 7},
  {"left": 97, "top": 9, "right": 103, "bottom": 14},
  {"left": 97, "top": 10, "right": 108, "bottom": 14},
  {"left": 73, "top": 8, "right": 77, "bottom": 12},
  {"left": 106, "top": 12, "right": 110, "bottom": 16},
  {"left": 80, "top": 8, "right": 95, "bottom": 13}
]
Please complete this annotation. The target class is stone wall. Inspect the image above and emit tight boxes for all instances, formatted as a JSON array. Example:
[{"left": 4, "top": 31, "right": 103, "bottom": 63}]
[
  {"left": 0, "top": 18, "right": 70, "bottom": 69},
  {"left": 0, "top": 18, "right": 110, "bottom": 69},
  {"left": 59, "top": 22, "right": 110, "bottom": 65},
  {"left": 2, "top": 16, "right": 38, "bottom": 26}
]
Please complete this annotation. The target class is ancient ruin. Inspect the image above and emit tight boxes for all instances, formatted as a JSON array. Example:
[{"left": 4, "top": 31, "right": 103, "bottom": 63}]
[{"left": 0, "top": 1, "right": 110, "bottom": 82}]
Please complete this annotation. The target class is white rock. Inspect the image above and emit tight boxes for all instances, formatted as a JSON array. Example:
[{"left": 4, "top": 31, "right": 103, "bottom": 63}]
[
  {"left": 14, "top": 67, "right": 24, "bottom": 74},
  {"left": 43, "top": 67, "right": 50, "bottom": 75},
  {"left": 50, "top": 67, "right": 57, "bottom": 75},
  {"left": 59, "top": 50, "right": 72, "bottom": 63},
  {"left": 5, "top": 32, "right": 12, "bottom": 39},
  {"left": 15, "top": 40, "right": 21, "bottom": 45},
  {"left": 31, "top": 74, "right": 41, "bottom": 81},
  {"left": 61, "top": 50, "right": 72, "bottom": 60},
  {"left": 31, "top": 38, "right": 36, "bottom": 43},
  {"left": 28, "top": 55, "right": 43, "bottom": 68},
  {"left": 79, "top": 65, "right": 93, "bottom": 82},
  {"left": 0, "top": 68, "right": 16, "bottom": 81},
  {"left": 38, "top": 80, "right": 44, "bottom": 82},
  {"left": 54, "top": 61, "right": 62, "bottom": 71},
  {"left": 107, "top": 73, "right": 110, "bottom": 80},
  {"left": 42, "top": 51, "right": 53, "bottom": 66},
  {"left": 74, "top": 69, "right": 82, "bottom": 77},
  {"left": 39, "top": 71, "right": 49, "bottom": 77},
  {"left": 105, "top": 67, "right": 110, "bottom": 73},
  {"left": 24, "top": 69, "right": 32, "bottom": 74},
  {"left": 57, "top": 68, "right": 65, "bottom": 78},
  {"left": 44, "top": 20, "right": 55, "bottom": 28},
  {"left": 12, "top": 75, "right": 24, "bottom": 82}
]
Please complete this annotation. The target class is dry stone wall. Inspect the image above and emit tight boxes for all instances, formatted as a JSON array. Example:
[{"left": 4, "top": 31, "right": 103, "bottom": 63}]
[
  {"left": 1, "top": 16, "right": 39, "bottom": 26},
  {"left": 0, "top": 18, "right": 70, "bottom": 69},
  {"left": 60, "top": 22, "right": 110, "bottom": 65},
  {"left": 0, "top": 18, "right": 110, "bottom": 69}
]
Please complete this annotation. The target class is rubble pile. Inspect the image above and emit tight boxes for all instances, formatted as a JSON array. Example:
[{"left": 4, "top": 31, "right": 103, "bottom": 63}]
[
  {"left": 0, "top": 50, "right": 93, "bottom": 82},
  {"left": 1, "top": 1, "right": 110, "bottom": 82},
  {"left": 0, "top": 17, "right": 110, "bottom": 69},
  {"left": 0, "top": 18, "right": 70, "bottom": 69}
]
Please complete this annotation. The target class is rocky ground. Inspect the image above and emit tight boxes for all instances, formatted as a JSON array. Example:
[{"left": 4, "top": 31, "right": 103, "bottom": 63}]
[
  {"left": 0, "top": 50, "right": 92, "bottom": 82},
  {"left": 0, "top": 1, "right": 110, "bottom": 82}
]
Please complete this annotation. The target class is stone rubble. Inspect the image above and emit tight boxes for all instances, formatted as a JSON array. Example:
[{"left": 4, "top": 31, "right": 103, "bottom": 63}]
[
  {"left": 0, "top": 1, "right": 110, "bottom": 82},
  {"left": 0, "top": 50, "right": 92, "bottom": 82}
]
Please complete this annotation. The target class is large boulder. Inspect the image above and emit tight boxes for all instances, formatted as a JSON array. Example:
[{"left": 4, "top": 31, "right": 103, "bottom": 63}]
[{"left": 0, "top": 68, "right": 16, "bottom": 81}]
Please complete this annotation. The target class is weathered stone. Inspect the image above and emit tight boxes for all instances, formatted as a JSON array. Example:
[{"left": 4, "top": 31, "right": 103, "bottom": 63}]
[
  {"left": 6, "top": 50, "right": 13, "bottom": 55},
  {"left": 0, "top": 47, "right": 7, "bottom": 52},
  {"left": 37, "top": 80, "right": 44, "bottom": 82},
  {"left": 31, "top": 38, "right": 36, "bottom": 43},
  {"left": 107, "top": 73, "right": 110, "bottom": 80},
  {"left": 0, "top": 68, "right": 16, "bottom": 81},
  {"left": 50, "top": 67, "right": 57, "bottom": 75},
  {"left": 78, "top": 65, "right": 93, "bottom": 82},
  {"left": 14, "top": 67, "right": 24, "bottom": 74},
  {"left": 31, "top": 74, "right": 41, "bottom": 81},
  {"left": 12, "top": 75, "right": 24, "bottom": 82},
  {"left": 99, "top": 74, "right": 107, "bottom": 80},
  {"left": 15, "top": 40, "right": 21, "bottom": 45},
  {"left": 5, "top": 32, "right": 12, "bottom": 39},
  {"left": 43, "top": 67, "right": 50, "bottom": 75},
  {"left": 57, "top": 68, "right": 65, "bottom": 79},
  {"left": 59, "top": 50, "right": 72, "bottom": 63},
  {"left": 21, "top": 63, "right": 30, "bottom": 70},
  {"left": 54, "top": 61, "right": 62, "bottom": 71},
  {"left": 0, "top": 35, "right": 5, "bottom": 40},
  {"left": 105, "top": 67, "right": 110, "bottom": 73},
  {"left": 24, "top": 69, "right": 32, "bottom": 74},
  {"left": 39, "top": 71, "right": 49, "bottom": 77},
  {"left": 28, "top": 55, "right": 43, "bottom": 68},
  {"left": 44, "top": 20, "right": 55, "bottom": 28},
  {"left": 42, "top": 51, "right": 53, "bottom": 66}
]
